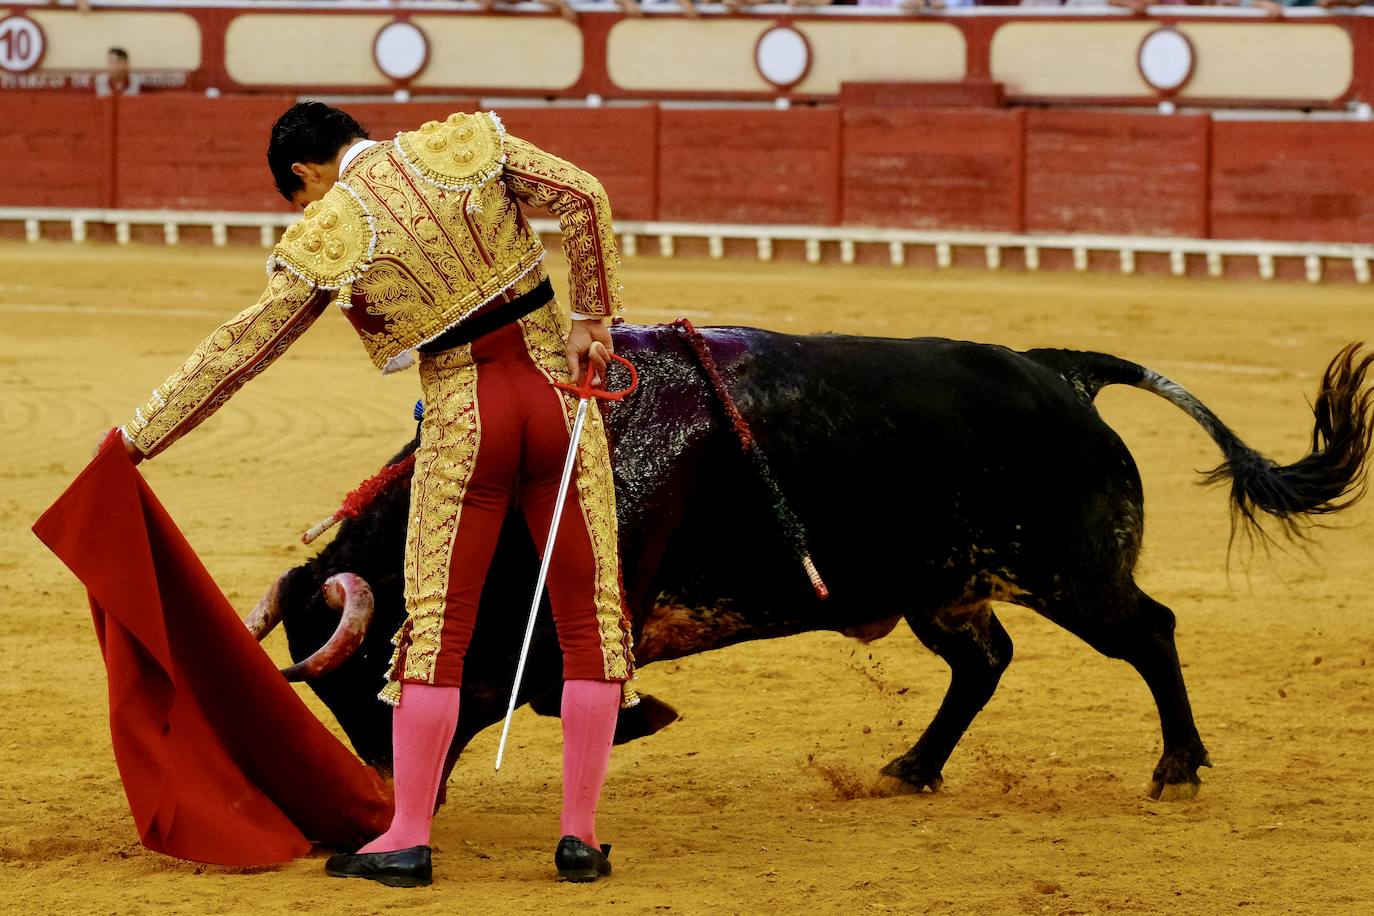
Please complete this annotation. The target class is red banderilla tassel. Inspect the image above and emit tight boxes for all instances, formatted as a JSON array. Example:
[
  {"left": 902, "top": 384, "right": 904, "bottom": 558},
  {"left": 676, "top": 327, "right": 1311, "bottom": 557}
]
[{"left": 301, "top": 453, "right": 417, "bottom": 545}]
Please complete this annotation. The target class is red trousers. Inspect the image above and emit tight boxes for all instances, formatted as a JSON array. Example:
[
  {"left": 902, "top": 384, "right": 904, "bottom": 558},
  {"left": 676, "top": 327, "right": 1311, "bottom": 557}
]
[{"left": 381, "top": 301, "right": 632, "bottom": 704}]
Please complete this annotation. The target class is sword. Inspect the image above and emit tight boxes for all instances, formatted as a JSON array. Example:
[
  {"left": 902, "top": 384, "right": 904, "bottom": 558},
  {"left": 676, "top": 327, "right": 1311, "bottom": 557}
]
[{"left": 495, "top": 344, "right": 639, "bottom": 770}]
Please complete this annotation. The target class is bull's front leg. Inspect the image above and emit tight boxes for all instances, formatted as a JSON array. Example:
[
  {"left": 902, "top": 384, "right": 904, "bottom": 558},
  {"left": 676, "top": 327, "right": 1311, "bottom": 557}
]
[{"left": 877, "top": 604, "right": 1013, "bottom": 794}]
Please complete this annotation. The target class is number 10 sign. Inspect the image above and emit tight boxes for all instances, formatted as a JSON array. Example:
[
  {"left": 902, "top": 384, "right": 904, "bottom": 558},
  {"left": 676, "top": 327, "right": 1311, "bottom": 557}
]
[{"left": 0, "top": 16, "right": 46, "bottom": 74}]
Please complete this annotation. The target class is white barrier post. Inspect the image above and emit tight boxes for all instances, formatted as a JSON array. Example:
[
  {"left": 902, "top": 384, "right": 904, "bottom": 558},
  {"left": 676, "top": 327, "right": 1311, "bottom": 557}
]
[{"left": 1207, "top": 251, "right": 1223, "bottom": 278}]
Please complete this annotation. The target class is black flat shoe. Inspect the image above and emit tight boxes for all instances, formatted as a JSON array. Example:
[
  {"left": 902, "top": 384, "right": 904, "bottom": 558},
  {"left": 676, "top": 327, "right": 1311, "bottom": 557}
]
[
  {"left": 555, "top": 835, "right": 612, "bottom": 882},
  {"left": 325, "top": 845, "right": 433, "bottom": 887}
]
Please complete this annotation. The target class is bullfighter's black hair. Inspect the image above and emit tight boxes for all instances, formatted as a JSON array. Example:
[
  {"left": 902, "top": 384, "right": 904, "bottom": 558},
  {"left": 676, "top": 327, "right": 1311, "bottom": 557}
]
[{"left": 266, "top": 101, "right": 369, "bottom": 202}]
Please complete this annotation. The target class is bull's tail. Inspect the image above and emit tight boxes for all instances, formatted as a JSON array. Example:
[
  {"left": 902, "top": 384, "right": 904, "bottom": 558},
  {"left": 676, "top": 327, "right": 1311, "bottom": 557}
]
[{"left": 1025, "top": 344, "right": 1374, "bottom": 543}]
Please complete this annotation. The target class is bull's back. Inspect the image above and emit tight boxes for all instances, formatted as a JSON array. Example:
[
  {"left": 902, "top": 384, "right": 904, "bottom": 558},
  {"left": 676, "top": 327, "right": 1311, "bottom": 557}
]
[{"left": 697, "top": 328, "right": 1142, "bottom": 588}]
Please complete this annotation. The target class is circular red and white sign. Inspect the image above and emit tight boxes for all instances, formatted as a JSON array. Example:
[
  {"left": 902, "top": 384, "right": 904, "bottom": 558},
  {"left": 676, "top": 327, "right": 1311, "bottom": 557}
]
[
  {"left": 373, "top": 20, "right": 429, "bottom": 83},
  {"left": 0, "top": 15, "right": 46, "bottom": 75},
  {"left": 755, "top": 26, "right": 811, "bottom": 92}
]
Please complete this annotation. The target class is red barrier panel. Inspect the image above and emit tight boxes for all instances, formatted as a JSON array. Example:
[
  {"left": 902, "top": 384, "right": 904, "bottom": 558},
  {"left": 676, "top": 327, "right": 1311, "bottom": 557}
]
[
  {"left": 658, "top": 109, "right": 840, "bottom": 226},
  {"left": 0, "top": 95, "right": 114, "bottom": 208},
  {"left": 114, "top": 94, "right": 297, "bottom": 212},
  {"left": 494, "top": 107, "right": 659, "bottom": 222},
  {"left": 842, "top": 107, "right": 1024, "bottom": 231},
  {"left": 9, "top": 94, "right": 1374, "bottom": 247},
  {"left": 1024, "top": 111, "right": 1210, "bottom": 238},
  {"left": 1211, "top": 119, "right": 1374, "bottom": 243}
]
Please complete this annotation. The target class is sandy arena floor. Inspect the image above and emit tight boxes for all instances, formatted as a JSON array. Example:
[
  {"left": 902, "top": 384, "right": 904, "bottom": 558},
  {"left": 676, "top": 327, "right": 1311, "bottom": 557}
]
[{"left": 1, "top": 241, "right": 1371, "bottom": 914}]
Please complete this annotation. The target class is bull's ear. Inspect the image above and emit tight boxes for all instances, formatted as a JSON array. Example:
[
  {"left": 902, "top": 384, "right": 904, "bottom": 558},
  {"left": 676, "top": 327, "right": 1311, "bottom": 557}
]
[{"left": 613, "top": 694, "right": 680, "bottom": 745}]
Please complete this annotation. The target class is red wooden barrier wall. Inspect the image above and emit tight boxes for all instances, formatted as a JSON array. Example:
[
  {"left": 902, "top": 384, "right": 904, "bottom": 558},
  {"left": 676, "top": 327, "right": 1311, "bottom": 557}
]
[
  {"left": 3, "top": 95, "right": 1373, "bottom": 245},
  {"left": 1023, "top": 111, "right": 1211, "bottom": 239},
  {"left": 658, "top": 109, "right": 841, "bottom": 226},
  {"left": 1210, "top": 120, "right": 1374, "bottom": 244},
  {"left": 0, "top": 94, "right": 113, "bottom": 208},
  {"left": 842, "top": 107, "right": 1025, "bottom": 232},
  {"left": 114, "top": 94, "right": 296, "bottom": 212},
  {"left": 497, "top": 107, "right": 659, "bottom": 222}
]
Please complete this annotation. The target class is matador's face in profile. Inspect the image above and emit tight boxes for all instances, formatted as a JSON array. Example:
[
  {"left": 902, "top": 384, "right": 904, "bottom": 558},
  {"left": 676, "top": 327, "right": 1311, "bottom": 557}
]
[{"left": 289, "top": 158, "right": 340, "bottom": 210}]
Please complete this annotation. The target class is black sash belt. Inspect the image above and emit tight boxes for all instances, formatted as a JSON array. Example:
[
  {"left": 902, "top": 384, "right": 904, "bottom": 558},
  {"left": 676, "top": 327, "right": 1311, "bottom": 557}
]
[{"left": 418, "top": 278, "right": 555, "bottom": 354}]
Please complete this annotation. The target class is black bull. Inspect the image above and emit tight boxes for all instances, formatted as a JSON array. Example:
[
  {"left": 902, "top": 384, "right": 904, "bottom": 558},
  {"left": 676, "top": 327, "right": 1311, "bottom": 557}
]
[{"left": 259, "top": 326, "right": 1372, "bottom": 801}]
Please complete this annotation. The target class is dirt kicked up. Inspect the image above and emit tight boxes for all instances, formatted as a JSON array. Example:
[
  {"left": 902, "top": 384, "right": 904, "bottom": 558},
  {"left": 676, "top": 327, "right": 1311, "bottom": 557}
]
[{"left": 1, "top": 241, "right": 1371, "bottom": 915}]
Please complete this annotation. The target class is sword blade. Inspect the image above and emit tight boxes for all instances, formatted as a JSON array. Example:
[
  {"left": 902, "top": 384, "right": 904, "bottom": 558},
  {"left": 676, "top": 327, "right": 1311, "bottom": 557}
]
[{"left": 495, "top": 396, "right": 591, "bottom": 770}]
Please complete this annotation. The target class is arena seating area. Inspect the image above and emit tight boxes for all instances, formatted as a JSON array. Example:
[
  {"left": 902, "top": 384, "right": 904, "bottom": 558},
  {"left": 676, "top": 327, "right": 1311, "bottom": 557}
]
[{"left": 2, "top": 1, "right": 1373, "bottom": 279}]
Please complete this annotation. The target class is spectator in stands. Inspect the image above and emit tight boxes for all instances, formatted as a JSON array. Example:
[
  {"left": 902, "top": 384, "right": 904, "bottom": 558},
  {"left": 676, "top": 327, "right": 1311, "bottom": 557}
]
[
  {"left": 478, "top": 0, "right": 579, "bottom": 23},
  {"left": 619, "top": 0, "right": 705, "bottom": 18},
  {"left": 1231, "top": 0, "right": 1321, "bottom": 16},
  {"left": 95, "top": 47, "right": 141, "bottom": 98},
  {"left": 844, "top": 0, "right": 977, "bottom": 8}
]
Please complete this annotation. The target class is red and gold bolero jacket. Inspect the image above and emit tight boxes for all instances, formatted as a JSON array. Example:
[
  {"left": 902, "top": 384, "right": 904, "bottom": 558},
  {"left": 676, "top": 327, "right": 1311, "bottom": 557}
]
[{"left": 123, "top": 111, "right": 623, "bottom": 458}]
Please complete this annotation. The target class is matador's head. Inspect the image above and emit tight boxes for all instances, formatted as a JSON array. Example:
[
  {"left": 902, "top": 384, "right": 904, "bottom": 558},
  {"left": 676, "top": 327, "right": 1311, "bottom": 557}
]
[{"left": 266, "top": 101, "right": 369, "bottom": 210}]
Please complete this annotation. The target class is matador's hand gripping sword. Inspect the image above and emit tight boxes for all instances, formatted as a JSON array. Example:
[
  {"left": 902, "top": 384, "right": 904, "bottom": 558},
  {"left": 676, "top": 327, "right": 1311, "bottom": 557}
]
[{"left": 495, "top": 347, "right": 640, "bottom": 770}]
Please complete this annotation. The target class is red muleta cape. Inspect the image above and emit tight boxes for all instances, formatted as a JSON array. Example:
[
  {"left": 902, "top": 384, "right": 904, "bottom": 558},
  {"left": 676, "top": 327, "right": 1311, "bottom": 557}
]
[{"left": 32, "top": 432, "right": 393, "bottom": 866}]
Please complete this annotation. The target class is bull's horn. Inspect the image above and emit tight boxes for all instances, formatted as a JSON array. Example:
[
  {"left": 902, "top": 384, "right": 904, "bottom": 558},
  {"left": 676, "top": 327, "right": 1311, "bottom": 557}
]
[
  {"left": 244, "top": 572, "right": 288, "bottom": 641},
  {"left": 279, "top": 573, "right": 375, "bottom": 682}
]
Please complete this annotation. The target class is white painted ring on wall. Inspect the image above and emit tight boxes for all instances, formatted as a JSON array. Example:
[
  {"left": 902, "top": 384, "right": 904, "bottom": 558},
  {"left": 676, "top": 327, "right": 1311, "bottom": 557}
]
[
  {"left": 373, "top": 20, "right": 429, "bottom": 83},
  {"left": 1138, "top": 27, "right": 1195, "bottom": 95},
  {"left": 755, "top": 26, "right": 811, "bottom": 91},
  {"left": 0, "top": 15, "right": 46, "bottom": 74}
]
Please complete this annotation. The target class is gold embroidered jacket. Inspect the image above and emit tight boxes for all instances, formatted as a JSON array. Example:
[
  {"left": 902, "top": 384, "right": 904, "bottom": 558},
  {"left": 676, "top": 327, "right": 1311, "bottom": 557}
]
[{"left": 124, "top": 112, "right": 623, "bottom": 458}]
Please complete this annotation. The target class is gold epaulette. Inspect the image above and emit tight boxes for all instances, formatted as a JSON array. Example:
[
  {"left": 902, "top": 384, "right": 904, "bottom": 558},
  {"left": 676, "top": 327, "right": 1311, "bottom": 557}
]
[
  {"left": 270, "top": 183, "right": 376, "bottom": 293},
  {"left": 394, "top": 111, "right": 507, "bottom": 199}
]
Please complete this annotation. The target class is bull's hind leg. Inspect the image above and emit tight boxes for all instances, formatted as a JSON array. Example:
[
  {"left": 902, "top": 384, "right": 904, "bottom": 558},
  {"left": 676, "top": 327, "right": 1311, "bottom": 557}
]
[
  {"left": 1036, "top": 586, "right": 1212, "bottom": 800},
  {"left": 880, "top": 603, "right": 1013, "bottom": 792}
]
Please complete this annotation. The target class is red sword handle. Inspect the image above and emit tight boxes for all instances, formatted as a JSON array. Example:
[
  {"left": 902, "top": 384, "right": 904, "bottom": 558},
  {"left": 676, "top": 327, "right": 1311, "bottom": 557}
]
[{"left": 553, "top": 350, "right": 639, "bottom": 401}]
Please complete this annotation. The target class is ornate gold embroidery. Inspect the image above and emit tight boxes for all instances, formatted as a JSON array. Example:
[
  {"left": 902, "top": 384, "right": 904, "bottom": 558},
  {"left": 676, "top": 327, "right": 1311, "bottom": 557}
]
[
  {"left": 272, "top": 184, "right": 375, "bottom": 290},
  {"left": 394, "top": 111, "right": 505, "bottom": 193},
  {"left": 503, "top": 135, "right": 625, "bottom": 319},
  {"left": 517, "top": 301, "right": 635, "bottom": 685},
  {"left": 126, "top": 270, "right": 330, "bottom": 458},
  {"left": 380, "top": 344, "right": 483, "bottom": 703},
  {"left": 291, "top": 128, "right": 620, "bottom": 375},
  {"left": 346, "top": 144, "right": 546, "bottom": 372}
]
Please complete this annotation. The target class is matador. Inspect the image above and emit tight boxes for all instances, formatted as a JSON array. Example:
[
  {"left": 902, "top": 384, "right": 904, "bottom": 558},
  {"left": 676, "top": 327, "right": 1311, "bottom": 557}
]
[{"left": 112, "top": 101, "right": 634, "bottom": 887}]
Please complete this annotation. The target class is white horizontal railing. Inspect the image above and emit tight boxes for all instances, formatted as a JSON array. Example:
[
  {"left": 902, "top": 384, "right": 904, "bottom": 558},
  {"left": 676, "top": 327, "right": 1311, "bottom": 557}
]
[{"left": 2, "top": 206, "right": 1370, "bottom": 283}]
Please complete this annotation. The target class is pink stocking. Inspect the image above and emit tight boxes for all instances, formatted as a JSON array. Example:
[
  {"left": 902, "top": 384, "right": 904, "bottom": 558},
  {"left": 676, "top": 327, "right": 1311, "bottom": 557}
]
[
  {"left": 360, "top": 683, "right": 461, "bottom": 853},
  {"left": 560, "top": 679, "right": 620, "bottom": 848}
]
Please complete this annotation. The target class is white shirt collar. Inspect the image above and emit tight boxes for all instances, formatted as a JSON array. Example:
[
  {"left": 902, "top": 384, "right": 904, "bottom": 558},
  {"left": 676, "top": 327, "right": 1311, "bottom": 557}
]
[{"left": 338, "top": 139, "right": 379, "bottom": 178}]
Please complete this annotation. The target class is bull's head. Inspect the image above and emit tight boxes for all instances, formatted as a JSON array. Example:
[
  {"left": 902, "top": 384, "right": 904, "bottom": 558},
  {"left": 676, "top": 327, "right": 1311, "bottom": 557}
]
[{"left": 245, "top": 571, "right": 374, "bottom": 681}]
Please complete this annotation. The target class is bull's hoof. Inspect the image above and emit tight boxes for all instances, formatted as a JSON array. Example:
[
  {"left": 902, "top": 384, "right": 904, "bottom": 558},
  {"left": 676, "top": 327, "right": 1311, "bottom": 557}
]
[
  {"left": 1148, "top": 779, "right": 1200, "bottom": 802},
  {"left": 877, "top": 760, "right": 944, "bottom": 795},
  {"left": 1147, "top": 747, "right": 1210, "bottom": 801}
]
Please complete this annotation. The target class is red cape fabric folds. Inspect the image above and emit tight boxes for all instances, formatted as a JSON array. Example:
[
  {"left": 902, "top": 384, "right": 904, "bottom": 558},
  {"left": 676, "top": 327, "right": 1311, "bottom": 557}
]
[{"left": 32, "top": 432, "right": 392, "bottom": 866}]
